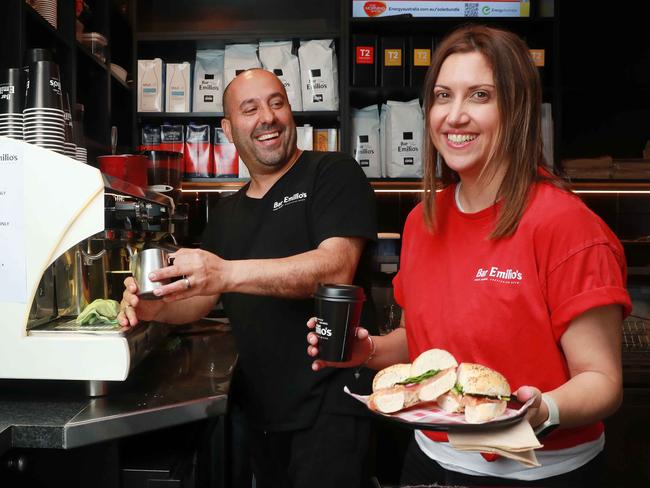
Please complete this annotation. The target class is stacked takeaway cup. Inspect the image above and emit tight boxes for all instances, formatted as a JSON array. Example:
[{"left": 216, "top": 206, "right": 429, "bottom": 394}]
[
  {"left": 23, "top": 60, "right": 65, "bottom": 155},
  {"left": 28, "top": 0, "right": 58, "bottom": 29},
  {"left": 73, "top": 103, "right": 87, "bottom": 163},
  {"left": 0, "top": 68, "right": 27, "bottom": 141},
  {"left": 63, "top": 93, "right": 77, "bottom": 159}
]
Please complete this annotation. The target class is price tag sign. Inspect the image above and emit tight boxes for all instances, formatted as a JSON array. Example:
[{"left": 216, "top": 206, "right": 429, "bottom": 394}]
[{"left": 0, "top": 142, "right": 27, "bottom": 303}]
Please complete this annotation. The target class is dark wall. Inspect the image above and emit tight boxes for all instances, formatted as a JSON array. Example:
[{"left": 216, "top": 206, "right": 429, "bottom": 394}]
[{"left": 559, "top": 3, "right": 650, "bottom": 159}]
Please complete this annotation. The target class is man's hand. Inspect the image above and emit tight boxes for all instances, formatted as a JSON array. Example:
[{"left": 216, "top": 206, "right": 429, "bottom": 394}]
[
  {"left": 306, "top": 317, "right": 373, "bottom": 371},
  {"left": 117, "top": 276, "right": 165, "bottom": 327},
  {"left": 147, "top": 248, "right": 232, "bottom": 302}
]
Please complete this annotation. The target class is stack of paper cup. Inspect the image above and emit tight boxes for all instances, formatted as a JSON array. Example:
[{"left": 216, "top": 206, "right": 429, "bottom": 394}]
[
  {"left": 29, "top": 0, "right": 57, "bottom": 29},
  {"left": 0, "top": 68, "right": 26, "bottom": 141},
  {"left": 23, "top": 60, "right": 65, "bottom": 154}
]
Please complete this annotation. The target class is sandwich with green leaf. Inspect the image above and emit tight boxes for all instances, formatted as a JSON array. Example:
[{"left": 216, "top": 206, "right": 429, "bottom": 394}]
[
  {"left": 368, "top": 349, "right": 458, "bottom": 414},
  {"left": 367, "top": 352, "right": 512, "bottom": 423},
  {"left": 440, "top": 362, "right": 511, "bottom": 423}
]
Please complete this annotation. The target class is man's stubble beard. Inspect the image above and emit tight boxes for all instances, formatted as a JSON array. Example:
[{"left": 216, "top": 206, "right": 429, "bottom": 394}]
[{"left": 243, "top": 130, "right": 297, "bottom": 170}]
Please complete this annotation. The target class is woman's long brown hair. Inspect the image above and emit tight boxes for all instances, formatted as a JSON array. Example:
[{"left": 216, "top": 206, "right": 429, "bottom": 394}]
[{"left": 421, "top": 24, "right": 565, "bottom": 238}]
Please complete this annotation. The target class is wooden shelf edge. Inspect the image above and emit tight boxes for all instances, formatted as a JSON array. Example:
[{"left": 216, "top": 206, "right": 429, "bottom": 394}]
[
  {"left": 110, "top": 72, "right": 131, "bottom": 91},
  {"left": 76, "top": 42, "right": 110, "bottom": 72},
  {"left": 181, "top": 178, "right": 650, "bottom": 193},
  {"left": 569, "top": 181, "right": 650, "bottom": 192}
]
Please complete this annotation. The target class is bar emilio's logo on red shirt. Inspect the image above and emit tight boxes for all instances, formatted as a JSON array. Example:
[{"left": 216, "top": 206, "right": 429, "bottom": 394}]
[
  {"left": 363, "top": 1, "right": 386, "bottom": 17},
  {"left": 474, "top": 266, "right": 523, "bottom": 284}
]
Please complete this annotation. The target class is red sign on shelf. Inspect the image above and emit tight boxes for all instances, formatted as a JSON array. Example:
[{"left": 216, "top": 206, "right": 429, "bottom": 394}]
[{"left": 356, "top": 46, "right": 375, "bottom": 65}]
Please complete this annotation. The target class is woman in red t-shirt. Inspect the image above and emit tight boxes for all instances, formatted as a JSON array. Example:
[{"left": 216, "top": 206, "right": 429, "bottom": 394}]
[{"left": 308, "top": 24, "right": 630, "bottom": 486}]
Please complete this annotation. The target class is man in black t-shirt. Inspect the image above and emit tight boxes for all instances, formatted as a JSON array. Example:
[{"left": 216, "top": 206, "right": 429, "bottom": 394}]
[{"left": 118, "top": 69, "right": 378, "bottom": 488}]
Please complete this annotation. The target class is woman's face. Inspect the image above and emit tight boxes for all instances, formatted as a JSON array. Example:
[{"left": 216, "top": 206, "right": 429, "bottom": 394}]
[{"left": 428, "top": 51, "right": 500, "bottom": 181}]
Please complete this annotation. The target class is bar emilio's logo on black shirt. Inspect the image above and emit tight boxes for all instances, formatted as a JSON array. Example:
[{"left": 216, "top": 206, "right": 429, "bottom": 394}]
[{"left": 273, "top": 191, "right": 308, "bottom": 211}]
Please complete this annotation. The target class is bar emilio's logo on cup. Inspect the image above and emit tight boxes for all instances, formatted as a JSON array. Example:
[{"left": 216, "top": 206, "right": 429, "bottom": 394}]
[
  {"left": 273, "top": 191, "right": 308, "bottom": 211},
  {"left": 315, "top": 318, "right": 332, "bottom": 338}
]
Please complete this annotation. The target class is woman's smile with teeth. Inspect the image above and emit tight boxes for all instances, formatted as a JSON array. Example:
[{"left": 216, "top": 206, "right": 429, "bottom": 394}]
[
  {"left": 447, "top": 133, "right": 477, "bottom": 143},
  {"left": 256, "top": 131, "right": 280, "bottom": 141}
]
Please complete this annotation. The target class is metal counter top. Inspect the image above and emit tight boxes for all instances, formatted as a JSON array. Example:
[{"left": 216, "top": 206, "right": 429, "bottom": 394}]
[{"left": 0, "top": 322, "right": 237, "bottom": 455}]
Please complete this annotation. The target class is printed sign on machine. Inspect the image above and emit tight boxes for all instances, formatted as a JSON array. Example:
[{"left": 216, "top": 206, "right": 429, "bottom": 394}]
[{"left": 0, "top": 141, "right": 26, "bottom": 303}]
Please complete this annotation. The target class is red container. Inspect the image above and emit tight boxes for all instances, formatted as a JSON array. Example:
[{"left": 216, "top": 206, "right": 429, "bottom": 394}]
[{"left": 98, "top": 154, "right": 149, "bottom": 187}]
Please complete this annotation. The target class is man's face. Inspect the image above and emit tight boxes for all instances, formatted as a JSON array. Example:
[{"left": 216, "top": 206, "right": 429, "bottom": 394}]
[{"left": 221, "top": 70, "right": 297, "bottom": 173}]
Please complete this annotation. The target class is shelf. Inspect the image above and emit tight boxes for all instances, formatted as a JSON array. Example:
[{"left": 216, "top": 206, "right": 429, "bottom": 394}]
[
  {"left": 181, "top": 178, "right": 423, "bottom": 193},
  {"left": 110, "top": 71, "right": 130, "bottom": 91},
  {"left": 138, "top": 111, "right": 339, "bottom": 124},
  {"left": 182, "top": 178, "right": 248, "bottom": 192},
  {"left": 569, "top": 181, "right": 650, "bottom": 193},
  {"left": 76, "top": 42, "right": 110, "bottom": 72},
  {"left": 24, "top": 4, "right": 71, "bottom": 48},
  {"left": 350, "top": 86, "right": 423, "bottom": 104},
  {"left": 181, "top": 178, "right": 650, "bottom": 194},
  {"left": 137, "top": 30, "right": 341, "bottom": 43},
  {"left": 139, "top": 112, "right": 223, "bottom": 119}
]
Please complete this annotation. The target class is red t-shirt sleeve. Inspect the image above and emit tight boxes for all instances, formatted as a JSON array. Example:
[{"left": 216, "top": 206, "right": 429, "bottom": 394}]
[{"left": 545, "top": 241, "right": 631, "bottom": 340}]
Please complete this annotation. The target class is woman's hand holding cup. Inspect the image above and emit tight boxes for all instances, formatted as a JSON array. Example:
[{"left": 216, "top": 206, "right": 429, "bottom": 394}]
[{"left": 306, "top": 317, "right": 374, "bottom": 371}]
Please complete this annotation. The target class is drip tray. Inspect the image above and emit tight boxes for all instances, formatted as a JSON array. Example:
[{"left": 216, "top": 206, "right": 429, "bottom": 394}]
[{"left": 28, "top": 316, "right": 131, "bottom": 336}]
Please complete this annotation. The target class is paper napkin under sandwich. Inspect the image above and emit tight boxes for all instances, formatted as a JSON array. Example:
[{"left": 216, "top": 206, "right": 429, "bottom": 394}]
[{"left": 448, "top": 419, "right": 543, "bottom": 467}]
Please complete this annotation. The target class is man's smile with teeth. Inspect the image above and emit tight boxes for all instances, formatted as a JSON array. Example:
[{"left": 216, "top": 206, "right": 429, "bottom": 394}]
[
  {"left": 256, "top": 131, "right": 280, "bottom": 141},
  {"left": 447, "top": 133, "right": 477, "bottom": 143}
]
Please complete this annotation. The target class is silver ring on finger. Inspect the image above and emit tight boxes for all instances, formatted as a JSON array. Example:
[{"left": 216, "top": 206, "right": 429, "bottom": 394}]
[{"left": 183, "top": 277, "right": 191, "bottom": 290}]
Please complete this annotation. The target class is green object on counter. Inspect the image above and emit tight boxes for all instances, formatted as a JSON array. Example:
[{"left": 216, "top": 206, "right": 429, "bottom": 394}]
[{"left": 75, "top": 299, "right": 121, "bottom": 325}]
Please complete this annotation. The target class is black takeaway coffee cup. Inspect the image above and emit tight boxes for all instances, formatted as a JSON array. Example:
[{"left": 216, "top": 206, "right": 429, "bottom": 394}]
[{"left": 313, "top": 284, "right": 366, "bottom": 362}]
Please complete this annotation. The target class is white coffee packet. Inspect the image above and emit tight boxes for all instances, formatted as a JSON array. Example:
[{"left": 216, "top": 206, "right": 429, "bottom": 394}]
[
  {"left": 296, "top": 125, "right": 313, "bottom": 150},
  {"left": 351, "top": 105, "right": 381, "bottom": 178},
  {"left": 379, "top": 103, "right": 389, "bottom": 178},
  {"left": 193, "top": 49, "right": 224, "bottom": 112},
  {"left": 224, "top": 44, "right": 261, "bottom": 88},
  {"left": 165, "top": 62, "right": 191, "bottom": 112},
  {"left": 381, "top": 99, "right": 424, "bottom": 178},
  {"left": 137, "top": 58, "right": 164, "bottom": 112},
  {"left": 298, "top": 39, "right": 339, "bottom": 111},
  {"left": 258, "top": 41, "right": 303, "bottom": 112},
  {"left": 238, "top": 156, "right": 250, "bottom": 179}
]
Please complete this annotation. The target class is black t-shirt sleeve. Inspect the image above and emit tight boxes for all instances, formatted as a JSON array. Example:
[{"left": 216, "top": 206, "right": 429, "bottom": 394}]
[{"left": 309, "top": 152, "right": 378, "bottom": 246}]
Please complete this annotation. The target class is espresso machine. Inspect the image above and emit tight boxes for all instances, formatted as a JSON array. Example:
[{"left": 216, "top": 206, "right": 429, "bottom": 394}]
[{"left": 0, "top": 138, "right": 180, "bottom": 388}]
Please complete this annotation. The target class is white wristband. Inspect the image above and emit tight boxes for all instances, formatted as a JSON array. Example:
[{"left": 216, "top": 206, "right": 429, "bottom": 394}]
[{"left": 534, "top": 393, "right": 560, "bottom": 436}]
